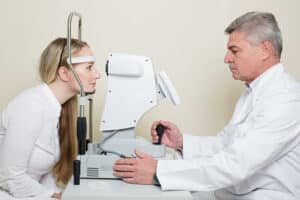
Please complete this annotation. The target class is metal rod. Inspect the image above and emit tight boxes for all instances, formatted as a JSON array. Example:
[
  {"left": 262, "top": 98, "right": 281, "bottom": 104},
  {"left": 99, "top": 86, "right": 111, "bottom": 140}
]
[
  {"left": 67, "top": 12, "right": 85, "bottom": 117},
  {"left": 88, "top": 97, "right": 93, "bottom": 143}
]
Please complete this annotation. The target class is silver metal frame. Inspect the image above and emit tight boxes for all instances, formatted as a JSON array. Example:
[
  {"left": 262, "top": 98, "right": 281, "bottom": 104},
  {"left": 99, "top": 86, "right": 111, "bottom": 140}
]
[{"left": 67, "top": 12, "right": 85, "bottom": 117}]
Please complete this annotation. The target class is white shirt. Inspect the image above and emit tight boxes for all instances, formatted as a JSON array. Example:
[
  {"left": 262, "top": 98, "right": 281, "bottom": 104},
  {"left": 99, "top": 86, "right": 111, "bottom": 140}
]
[
  {"left": 0, "top": 84, "right": 62, "bottom": 200},
  {"left": 157, "top": 63, "right": 300, "bottom": 200}
]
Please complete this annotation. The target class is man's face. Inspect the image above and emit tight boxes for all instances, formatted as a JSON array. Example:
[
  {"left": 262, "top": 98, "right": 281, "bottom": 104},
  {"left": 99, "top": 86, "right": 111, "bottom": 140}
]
[{"left": 224, "top": 31, "right": 263, "bottom": 84}]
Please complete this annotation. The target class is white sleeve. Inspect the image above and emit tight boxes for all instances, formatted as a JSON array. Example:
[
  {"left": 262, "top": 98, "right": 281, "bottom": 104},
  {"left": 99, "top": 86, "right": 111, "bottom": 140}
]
[
  {"left": 0, "top": 97, "right": 55, "bottom": 198},
  {"left": 181, "top": 131, "right": 225, "bottom": 159},
  {"left": 157, "top": 101, "right": 300, "bottom": 191}
]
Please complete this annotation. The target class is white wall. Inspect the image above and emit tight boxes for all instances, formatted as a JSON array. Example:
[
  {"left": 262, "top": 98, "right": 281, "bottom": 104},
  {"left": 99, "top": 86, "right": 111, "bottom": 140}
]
[{"left": 1, "top": 0, "right": 300, "bottom": 141}]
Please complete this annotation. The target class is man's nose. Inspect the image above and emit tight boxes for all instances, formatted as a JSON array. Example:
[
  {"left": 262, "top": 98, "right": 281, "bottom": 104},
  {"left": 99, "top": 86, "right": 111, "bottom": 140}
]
[{"left": 224, "top": 51, "right": 232, "bottom": 63}]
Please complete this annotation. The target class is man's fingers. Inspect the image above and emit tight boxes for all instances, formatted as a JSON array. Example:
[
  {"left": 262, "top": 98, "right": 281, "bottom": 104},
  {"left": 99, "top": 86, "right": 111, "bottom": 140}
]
[
  {"left": 151, "top": 121, "right": 161, "bottom": 131},
  {"left": 158, "top": 120, "right": 171, "bottom": 128},
  {"left": 113, "top": 163, "right": 135, "bottom": 172},
  {"left": 114, "top": 171, "right": 135, "bottom": 178},
  {"left": 151, "top": 135, "right": 158, "bottom": 143},
  {"left": 115, "top": 158, "right": 136, "bottom": 165},
  {"left": 135, "top": 149, "right": 153, "bottom": 159},
  {"left": 122, "top": 177, "right": 136, "bottom": 184},
  {"left": 135, "top": 149, "right": 145, "bottom": 158},
  {"left": 151, "top": 130, "right": 158, "bottom": 137},
  {"left": 113, "top": 162, "right": 136, "bottom": 178}
]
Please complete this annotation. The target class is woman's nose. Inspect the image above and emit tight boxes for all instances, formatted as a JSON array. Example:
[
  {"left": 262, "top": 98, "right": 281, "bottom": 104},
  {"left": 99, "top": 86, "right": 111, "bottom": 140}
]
[{"left": 94, "top": 68, "right": 101, "bottom": 79}]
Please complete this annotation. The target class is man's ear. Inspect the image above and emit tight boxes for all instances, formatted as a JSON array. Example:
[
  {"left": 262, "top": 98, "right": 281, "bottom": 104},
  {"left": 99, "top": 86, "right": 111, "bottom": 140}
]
[
  {"left": 57, "top": 66, "right": 70, "bottom": 82},
  {"left": 260, "top": 41, "right": 273, "bottom": 60}
]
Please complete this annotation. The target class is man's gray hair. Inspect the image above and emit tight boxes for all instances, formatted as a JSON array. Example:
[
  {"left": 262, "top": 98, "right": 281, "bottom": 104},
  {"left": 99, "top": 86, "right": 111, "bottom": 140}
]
[{"left": 225, "top": 11, "right": 282, "bottom": 58}]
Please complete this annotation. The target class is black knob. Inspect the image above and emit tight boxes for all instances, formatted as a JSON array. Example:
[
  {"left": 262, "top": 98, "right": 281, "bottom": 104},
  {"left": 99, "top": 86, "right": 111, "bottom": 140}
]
[
  {"left": 154, "top": 124, "right": 165, "bottom": 145},
  {"left": 73, "top": 160, "right": 81, "bottom": 185},
  {"left": 77, "top": 117, "right": 87, "bottom": 155}
]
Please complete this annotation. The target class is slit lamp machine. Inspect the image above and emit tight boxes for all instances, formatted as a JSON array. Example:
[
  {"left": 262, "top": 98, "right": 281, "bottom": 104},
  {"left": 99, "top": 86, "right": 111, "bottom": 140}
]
[{"left": 65, "top": 12, "right": 180, "bottom": 184}]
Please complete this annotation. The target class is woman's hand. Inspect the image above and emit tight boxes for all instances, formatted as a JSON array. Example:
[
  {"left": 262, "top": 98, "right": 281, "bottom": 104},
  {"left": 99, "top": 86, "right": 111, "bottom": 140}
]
[{"left": 51, "top": 192, "right": 62, "bottom": 199}]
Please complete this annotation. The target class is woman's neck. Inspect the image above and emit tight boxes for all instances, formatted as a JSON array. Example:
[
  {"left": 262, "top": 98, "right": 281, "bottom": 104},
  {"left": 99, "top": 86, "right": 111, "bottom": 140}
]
[{"left": 48, "top": 80, "right": 76, "bottom": 105}]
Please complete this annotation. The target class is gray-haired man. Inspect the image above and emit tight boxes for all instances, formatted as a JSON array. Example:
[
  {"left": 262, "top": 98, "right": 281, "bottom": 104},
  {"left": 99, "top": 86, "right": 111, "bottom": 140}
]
[{"left": 113, "top": 12, "right": 300, "bottom": 200}]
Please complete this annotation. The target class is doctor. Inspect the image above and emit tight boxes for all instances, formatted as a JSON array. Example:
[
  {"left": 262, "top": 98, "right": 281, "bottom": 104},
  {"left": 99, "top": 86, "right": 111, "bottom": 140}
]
[
  {"left": 113, "top": 11, "right": 300, "bottom": 200},
  {"left": 0, "top": 38, "right": 100, "bottom": 199}
]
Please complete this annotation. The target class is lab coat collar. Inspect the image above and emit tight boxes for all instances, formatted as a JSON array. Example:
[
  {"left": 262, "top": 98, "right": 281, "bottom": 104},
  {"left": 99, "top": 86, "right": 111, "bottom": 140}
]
[{"left": 246, "top": 63, "right": 283, "bottom": 98}]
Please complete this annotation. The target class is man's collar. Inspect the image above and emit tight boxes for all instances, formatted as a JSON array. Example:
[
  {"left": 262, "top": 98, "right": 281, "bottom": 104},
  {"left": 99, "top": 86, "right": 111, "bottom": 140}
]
[{"left": 247, "top": 63, "right": 283, "bottom": 91}]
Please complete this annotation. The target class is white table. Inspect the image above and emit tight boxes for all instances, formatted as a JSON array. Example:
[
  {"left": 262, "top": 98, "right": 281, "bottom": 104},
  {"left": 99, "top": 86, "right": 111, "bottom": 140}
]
[{"left": 62, "top": 179, "right": 193, "bottom": 200}]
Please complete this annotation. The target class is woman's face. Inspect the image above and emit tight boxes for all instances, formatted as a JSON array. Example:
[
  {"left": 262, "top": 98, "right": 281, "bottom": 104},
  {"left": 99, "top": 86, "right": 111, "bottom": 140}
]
[{"left": 68, "top": 46, "right": 100, "bottom": 94}]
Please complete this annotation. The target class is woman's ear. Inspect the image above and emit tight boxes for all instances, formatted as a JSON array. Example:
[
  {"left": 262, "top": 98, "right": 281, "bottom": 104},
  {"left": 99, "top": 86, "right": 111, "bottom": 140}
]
[{"left": 57, "top": 66, "right": 70, "bottom": 82}]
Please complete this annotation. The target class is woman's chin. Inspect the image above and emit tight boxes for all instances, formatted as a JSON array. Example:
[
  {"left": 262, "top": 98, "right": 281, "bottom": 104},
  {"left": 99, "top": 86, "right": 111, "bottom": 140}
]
[{"left": 85, "top": 89, "right": 96, "bottom": 95}]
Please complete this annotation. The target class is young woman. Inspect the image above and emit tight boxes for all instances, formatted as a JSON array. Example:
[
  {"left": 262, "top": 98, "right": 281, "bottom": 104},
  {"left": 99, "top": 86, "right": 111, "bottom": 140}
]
[{"left": 0, "top": 38, "right": 100, "bottom": 199}]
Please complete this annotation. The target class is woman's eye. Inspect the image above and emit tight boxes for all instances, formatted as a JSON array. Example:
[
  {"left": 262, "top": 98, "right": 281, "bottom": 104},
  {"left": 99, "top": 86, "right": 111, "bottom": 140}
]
[{"left": 86, "top": 65, "right": 92, "bottom": 70}]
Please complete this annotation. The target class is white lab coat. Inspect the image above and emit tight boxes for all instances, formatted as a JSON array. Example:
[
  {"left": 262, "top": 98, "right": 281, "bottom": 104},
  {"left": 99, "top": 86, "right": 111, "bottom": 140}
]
[
  {"left": 157, "top": 63, "right": 300, "bottom": 200},
  {"left": 0, "top": 84, "right": 62, "bottom": 200}
]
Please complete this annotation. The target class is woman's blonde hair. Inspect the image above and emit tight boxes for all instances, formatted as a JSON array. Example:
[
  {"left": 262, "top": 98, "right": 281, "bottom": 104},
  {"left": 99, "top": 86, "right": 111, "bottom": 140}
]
[{"left": 39, "top": 37, "right": 89, "bottom": 185}]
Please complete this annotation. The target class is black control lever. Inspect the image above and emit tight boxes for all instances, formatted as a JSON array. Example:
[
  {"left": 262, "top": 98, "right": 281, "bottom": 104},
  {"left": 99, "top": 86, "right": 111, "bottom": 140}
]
[
  {"left": 73, "top": 160, "right": 80, "bottom": 185},
  {"left": 154, "top": 124, "right": 165, "bottom": 145},
  {"left": 77, "top": 116, "right": 87, "bottom": 155},
  {"left": 73, "top": 116, "right": 86, "bottom": 185}
]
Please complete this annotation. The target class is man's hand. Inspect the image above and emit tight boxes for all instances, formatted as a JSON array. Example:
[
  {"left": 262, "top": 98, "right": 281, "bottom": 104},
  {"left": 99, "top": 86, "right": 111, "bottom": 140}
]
[
  {"left": 113, "top": 150, "right": 157, "bottom": 184},
  {"left": 151, "top": 120, "right": 183, "bottom": 151}
]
